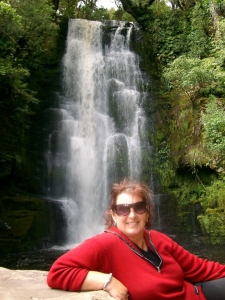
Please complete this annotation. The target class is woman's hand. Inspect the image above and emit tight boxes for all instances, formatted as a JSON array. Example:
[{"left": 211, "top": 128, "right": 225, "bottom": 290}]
[
  {"left": 105, "top": 276, "right": 129, "bottom": 300},
  {"left": 80, "top": 271, "right": 129, "bottom": 299}
]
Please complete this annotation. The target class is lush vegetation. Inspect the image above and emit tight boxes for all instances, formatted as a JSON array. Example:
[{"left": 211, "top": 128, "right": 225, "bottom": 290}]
[
  {"left": 136, "top": 0, "right": 225, "bottom": 242},
  {"left": 106, "top": 0, "right": 225, "bottom": 243},
  {"left": 0, "top": 0, "right": 59, "bottom": 191},
  {"left": 1, "top": 0, "right": 225, "bottom": 244}
]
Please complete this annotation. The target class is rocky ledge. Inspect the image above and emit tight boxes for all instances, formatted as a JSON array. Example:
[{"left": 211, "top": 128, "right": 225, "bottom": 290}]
[{"left": 0, "top": 267, "right": 113, "bottom": 300}]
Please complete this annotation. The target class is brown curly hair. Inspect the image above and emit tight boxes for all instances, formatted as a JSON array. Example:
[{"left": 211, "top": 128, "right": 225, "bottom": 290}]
[{"left": 105, "top": 178, "right": 154, "bottom": 229}]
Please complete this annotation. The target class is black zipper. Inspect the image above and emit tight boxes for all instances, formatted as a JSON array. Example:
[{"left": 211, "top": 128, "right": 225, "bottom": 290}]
[
  {"left": 193, "top": 285, "right": 199, "bottom": 295},
  {"left": 146, "top": 230, "right": 163, "bottom": 272},
  {"left": 105, "top": 230, "right": 162, "bottom": 272}
]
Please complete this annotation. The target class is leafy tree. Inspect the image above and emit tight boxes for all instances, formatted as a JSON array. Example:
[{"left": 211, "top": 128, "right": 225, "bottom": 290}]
[
  {"left": 75, "top": 5, "right": 110, "bottom": 20},
  {"left": 186, "top": 1, "right": 211, "bottom": 58},
  {"left": 162, "top": 0, "right": 225, "bottom": 105},
  {"left": 116, "top": 0, "right": 155, "bottom": 28},
  {"left": 146, "top": 1, "right": 186, "bottom": 66},
  {"left": 8, "top": 0, "right": 58, "bottom": 68},
  {"left": 202, "top": 96, "right": 225, "bottom": 165},
  {"left": 163, "top": 56, "right": 217, "bottom": 107},
  {"left": 0, "top": 2, "right": 32, "bottom": 179},
  {"left": 0, "top": 1, "right": 23, "bottom": 58},
  {"left": 0, "top": 0, "right": 58, "bottom": 188},
  {"left": 168, "top": 0, "right": 196, "bottom": 10},
  {"left": 58, "top": 0, "right": 110, "bottom": 20},
  {"left": 108, "top": 7, "right": 116, "bottom": 19},
  {"left": 112, "top": 7, "right": 135, "bottom": 21}
]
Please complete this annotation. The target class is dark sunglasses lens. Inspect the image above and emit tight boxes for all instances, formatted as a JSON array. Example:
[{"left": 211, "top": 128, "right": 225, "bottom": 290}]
[
  {"left": 115, "top": 202, "right": 146, "bottom": 216},
  {"left": 116, "top": 205, "right": 130, "bottom": 216},
  {"left": 134, "top": 202, "right": 146, "bottom": 214}
]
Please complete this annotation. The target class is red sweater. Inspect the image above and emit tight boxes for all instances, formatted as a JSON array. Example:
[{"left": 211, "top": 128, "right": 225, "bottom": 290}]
[{"left": 47, "top": 228, "right": 225, "bottom": 299}]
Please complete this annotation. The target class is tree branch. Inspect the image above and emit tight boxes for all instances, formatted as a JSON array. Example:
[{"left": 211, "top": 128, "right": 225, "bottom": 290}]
[{"left": 119, "top": 0, "right": 155, "bottom": 28}]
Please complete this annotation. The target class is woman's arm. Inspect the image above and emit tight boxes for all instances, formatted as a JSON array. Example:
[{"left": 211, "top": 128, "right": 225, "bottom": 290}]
[
  {"left": 150, "top": 231, "right": 225, "bottom": 283},
  {"left": 47, "top": 234, "right": 128, "bottom": 299},
  {"left": 47, "top": 237, "right": 108, "bottom": 291},
  {"left": 169, "top": 239, "right": 225, "bottom": 282},
  {"left": 80, "top": 271, "right": 110, "bottom": 290},
  {"left": 81, "top": 271, "right": 128, "bottom": 299}
]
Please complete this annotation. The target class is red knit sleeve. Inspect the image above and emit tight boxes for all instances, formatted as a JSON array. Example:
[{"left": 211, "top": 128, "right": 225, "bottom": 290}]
[
  {"left": 47, "top": 234, "right": 110, "bottom": 291},
  {"left": 167, "top": 236, "right": 225, "bottom": 282}
]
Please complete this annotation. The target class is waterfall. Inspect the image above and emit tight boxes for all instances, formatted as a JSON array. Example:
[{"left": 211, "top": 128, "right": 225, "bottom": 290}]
[{"left": 46, "top": 19, "right": 150, "bottom": 245}]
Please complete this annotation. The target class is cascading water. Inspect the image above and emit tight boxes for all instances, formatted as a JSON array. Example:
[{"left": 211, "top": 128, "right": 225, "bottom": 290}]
[{"left": 46, "top": 19, "right": 151, "bottom": 246}]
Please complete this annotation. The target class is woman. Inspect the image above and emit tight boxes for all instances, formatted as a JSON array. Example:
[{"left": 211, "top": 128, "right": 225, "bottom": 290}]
[{"left": 47, "top": 179, "right": 225, "bottom": 300}]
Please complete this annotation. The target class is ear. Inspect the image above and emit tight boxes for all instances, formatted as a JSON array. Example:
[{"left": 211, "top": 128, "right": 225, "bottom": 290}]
[{"left": 110, "top": 209, "right": 117, "bottom": 223}]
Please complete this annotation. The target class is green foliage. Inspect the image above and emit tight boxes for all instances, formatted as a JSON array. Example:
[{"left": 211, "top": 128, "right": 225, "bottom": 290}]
[
  {"left": 108, "top": 7, "right": 116, "bottom": 19},
  {"left": 57, "top": 0, "right": 76, "bottom": 18},
  {"left": 111, "top": 7, "right": 135, "bottom": 21},
  {"left": 146, "top": 1, "right": 225, "bottom": 241},
  {"left": 146, "top": 1, "right": 189, "bottom": 65},
  {"left": 145, "top": 0, "right": 211, "bottom": 68},
  {"left": 0, "top": 0, "right": 59, "bottom": 186},
  {"left": 9, "top": 0, "right": 58, "bottom": 67},
  {"left": 59, "top": 0, "right": 110, "bottom": 20},
  {"left": 202, "top": 96, "right": 225, "bottom": 164},
  {"left": 0, "top": 1, "right": 23, "bottom": 57},
  {"left": 155, "top": 142, "right": 175, "bottom": 185},
  {"left": 186, "top": 1, "right": 211, "bottom": 58},
  {"left": 197, "top": 212, "right": 225, "bottom": 244},
  {"left": 163, "top": 56, "right": 216, "bottom": 106},
  {"left": 198, "top": 179, "right": 225, "bottom": 209},
  {"left": 75, "top": 6, "right": 110, "bottom": 20},
  {"left": 197, "top": 179, "right": 225, "bottom": 243},
  {"left": 166, "top": 168, "right": 206, "bottom": 234}
]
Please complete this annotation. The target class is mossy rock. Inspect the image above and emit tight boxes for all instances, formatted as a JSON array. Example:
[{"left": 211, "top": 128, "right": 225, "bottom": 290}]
[
  {"left": 197, "top": 210, "right": 225, "bottom": 244},
  {"left": 0, "top": 195, "right": 50, "bottom": 254},
  {"left": 1, "top": 196, "right": 45, "bottom": 211}
]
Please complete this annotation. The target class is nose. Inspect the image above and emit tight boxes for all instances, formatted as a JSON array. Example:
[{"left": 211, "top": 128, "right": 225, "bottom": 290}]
[{"left": 128, "top": 207, "right": 136, "bottom": 217}]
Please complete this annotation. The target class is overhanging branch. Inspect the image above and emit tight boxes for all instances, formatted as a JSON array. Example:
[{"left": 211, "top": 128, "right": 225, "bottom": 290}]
[{"left": 119, "top": 0, "right": 155, "bottom": 28}]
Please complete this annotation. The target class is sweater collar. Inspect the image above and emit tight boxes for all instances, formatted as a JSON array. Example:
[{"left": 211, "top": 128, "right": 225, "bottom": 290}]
[
  {"left": 104, "top": 226, "right": 150, "bottom": 251},
  {"left": 105, "top": 227, "right": 162, "bottom": 272}
]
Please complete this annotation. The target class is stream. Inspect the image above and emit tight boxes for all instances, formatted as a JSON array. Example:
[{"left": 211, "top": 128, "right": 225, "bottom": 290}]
[{"left": 0, "top": 234, "right": 224, "bottom": 271}]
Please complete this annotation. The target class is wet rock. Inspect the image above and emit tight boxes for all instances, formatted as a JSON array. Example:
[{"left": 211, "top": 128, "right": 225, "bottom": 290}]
[{"left": 0, "top": 195, "right": 68, "bottom": 255}]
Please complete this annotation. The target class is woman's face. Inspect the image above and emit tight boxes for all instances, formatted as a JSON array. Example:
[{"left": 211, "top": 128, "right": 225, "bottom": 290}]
[{"left": 111, "top": 192, "right": 149, "bottom": 243}]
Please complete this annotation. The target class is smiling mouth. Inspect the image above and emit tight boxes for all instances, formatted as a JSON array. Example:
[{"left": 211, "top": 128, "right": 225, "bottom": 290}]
[{"left": 127, "top": 222, "right": 139, "bottom": 225}]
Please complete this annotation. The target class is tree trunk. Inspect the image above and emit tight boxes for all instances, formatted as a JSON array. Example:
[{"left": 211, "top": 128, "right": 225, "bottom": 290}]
[
  {"left": 52, "top": 0, "right": 59, "bottom": 10},
  {"left": 119, "top": 0, "right": 155, "bottom": 28}
]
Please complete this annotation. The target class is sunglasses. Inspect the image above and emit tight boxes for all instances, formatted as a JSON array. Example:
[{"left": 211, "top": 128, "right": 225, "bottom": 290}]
[{"left": 113, "top": 201, "right": 147, "bottom": 216}]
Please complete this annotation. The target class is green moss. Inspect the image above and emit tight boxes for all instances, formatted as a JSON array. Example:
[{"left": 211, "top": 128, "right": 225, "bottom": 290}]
[
  {"left": 198, "top": 211, "right": 225, "bottom": 244},
  {"left": 1, "top": 195, "right": 45, "bottom": 211},
  {"left": 163, "top": 173, "right": 225, "bottom": 243},
  {"left": 163, "top": 167, "right": 208, "bottom": 234},
  {"left": 0, "top": 195, "right": 49, "bottom": 254},
  {"left": 198, "top": 180, "right": 225, "bottom": 209},
  {"left": 2, "top": 210, "right": 34, "bottom": 237},
  {"left": 153, "top": 81, "right": 225, "bottom": 244}
]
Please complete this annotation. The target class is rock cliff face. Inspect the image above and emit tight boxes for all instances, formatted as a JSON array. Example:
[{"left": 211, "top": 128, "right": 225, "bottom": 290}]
[
  {"left": 0, "top": 195, "right": 53, "bottom": 255},
  {"left": 0, "top": 267, "right": 113, "bottom": 300}
]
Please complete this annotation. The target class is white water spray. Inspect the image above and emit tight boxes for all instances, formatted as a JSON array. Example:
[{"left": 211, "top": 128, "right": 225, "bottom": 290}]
[{"left": 46, "top": 19, "right": 149, "bottom": 245}]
